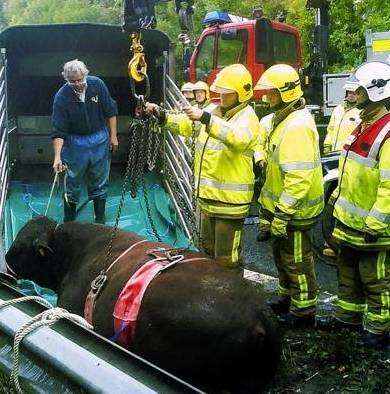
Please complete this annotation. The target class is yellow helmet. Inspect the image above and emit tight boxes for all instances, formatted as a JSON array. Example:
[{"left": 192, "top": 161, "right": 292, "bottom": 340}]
[
  {"left": 211, "top": 64, "right": 253, "bottom": 103},
  {"left": 254, "top": 64, "right": 303, "bottom": 103},
  {"left": 193, "top": 81, "right": 210, "bottom": 100},
  {"left": 181, "top": 82, "right": 195, "bottom": 93}
]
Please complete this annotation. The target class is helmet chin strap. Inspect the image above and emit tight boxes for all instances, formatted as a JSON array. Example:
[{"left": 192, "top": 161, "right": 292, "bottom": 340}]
[{"left": 356, "top": 99, "right": 370, "bottom": 110}]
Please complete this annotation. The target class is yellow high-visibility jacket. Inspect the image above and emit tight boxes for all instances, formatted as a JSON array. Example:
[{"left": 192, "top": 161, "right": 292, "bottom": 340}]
[
  {"left": 253, "top": 113, "right": 273, "bottom": 164},
  {"left": 333, "top": 113, "right": 390, "bottom": 249},
  {"left": 259, "top": 108, "right": 324, "bottom": 223},
  {"left": 165, "top": 102, "right": 262, "bottom": 217},
  {"left": 323, "top": 103, "right": 360, "bottom": 153}
]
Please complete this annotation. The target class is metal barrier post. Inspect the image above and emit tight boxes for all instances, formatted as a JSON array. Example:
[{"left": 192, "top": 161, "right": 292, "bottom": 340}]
[
  {"left": 162, "top": 72, "right": 196, "bottom": 242},
  {"left": 0, "top": 47, "right": 9, "bottom": 271}
]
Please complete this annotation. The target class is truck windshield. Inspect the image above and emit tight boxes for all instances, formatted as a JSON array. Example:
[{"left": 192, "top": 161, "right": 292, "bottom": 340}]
[
  {"left": 272, "top": 30, "right": 298, "bottom": 64},
  {"left": 255, "top": 26, "right": 298, "bottom": 65},
  {"left": 217, "top": 29, "right": 248, "bottom": 68},
  {"left": 195, "top": 34, "right": 215, "bottom": 80}
]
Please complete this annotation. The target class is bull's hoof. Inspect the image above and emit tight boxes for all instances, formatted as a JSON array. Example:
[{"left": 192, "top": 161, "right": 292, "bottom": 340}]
[{"left": 356, "top": 330, "right": 390, "bottom": 352}]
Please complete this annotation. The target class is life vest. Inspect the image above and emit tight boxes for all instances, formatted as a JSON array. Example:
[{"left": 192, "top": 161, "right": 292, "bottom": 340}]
[{"left": 333, "top": 113, "right": 390, "bottom": 249}]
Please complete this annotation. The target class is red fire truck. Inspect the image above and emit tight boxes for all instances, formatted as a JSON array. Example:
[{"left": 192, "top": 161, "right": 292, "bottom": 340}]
[{"left": 188, "top": 11, "right": 304, "bottom": 100}]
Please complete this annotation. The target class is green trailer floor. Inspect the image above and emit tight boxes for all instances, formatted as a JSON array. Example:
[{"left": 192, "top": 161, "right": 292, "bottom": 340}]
[
  {"left": 3, "top": 165, "right": 191, "bottom": 305},
  {"left": 4, "top": 168, "right": 190, "bottom": 251}
]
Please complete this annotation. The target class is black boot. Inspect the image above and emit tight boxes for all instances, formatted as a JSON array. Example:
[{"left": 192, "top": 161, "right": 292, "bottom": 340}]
[
  {"left": 316, "top": 316, "right": 362, "bottom": 332},
  {"left": 278, "top": 312, "right": 316, "bottom": 329},
  {"left": 93, "top": 199, "right": 106, "bottom": 224},
  {"left": 357, "top": 330, "right": 389, "bottom": 351},
  {"left": 63, "top": 198, "right": 77, "bottom": 222},
  {"left": 267, "top": 295, "right": 291, "bottom": 316}
]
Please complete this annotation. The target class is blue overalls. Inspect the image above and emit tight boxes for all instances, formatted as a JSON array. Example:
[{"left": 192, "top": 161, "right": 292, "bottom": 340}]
[{"left": 52, "top": 76, "right": 118, "bottom": 203}]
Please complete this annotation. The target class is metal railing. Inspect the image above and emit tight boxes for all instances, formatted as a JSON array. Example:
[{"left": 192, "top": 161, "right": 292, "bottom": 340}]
[
  {"left": 0, "top": 49, "right": 8, "bottom": 228},
  {"left": 162, "top": 71, "right": 196, "bottom": 242},
  {"left": 0, "top": 48, "right": 9, "bottom": 270}
]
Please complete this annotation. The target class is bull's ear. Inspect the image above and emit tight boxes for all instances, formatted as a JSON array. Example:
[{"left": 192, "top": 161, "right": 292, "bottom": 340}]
[{"left": 33, "top": 238, "right": 54, "bottom": 258}]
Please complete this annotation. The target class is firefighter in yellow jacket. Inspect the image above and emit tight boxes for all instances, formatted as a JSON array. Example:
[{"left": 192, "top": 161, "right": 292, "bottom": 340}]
[
  {"left": 254, "top": 64, "right": 324, "bottom": 327},
  {"left": 328, "top": 61, "right": 390, "bottom": 349},
  {"left": 323, "top": 89, "right": 361, "bottom": 154},
  {"left": 145, "top": 64, "right": 263, "bottom": 268},
  {"left": 180, "top": 82, "right": 196, "bottom": 105},
  {"left": 193, "top": 81, "right": 210, "bottom": 109}
]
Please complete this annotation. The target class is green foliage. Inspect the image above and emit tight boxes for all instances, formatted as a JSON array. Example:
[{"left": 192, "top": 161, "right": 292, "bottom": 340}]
[
  {"left": 3, "top": 0, "right": 122, "bottom": 25},
  {"left": 1, "top": 0, "right": 390, "bottom": 72},
  {"left": 328, "top": 0, "right": 390, "bottom": 72}
]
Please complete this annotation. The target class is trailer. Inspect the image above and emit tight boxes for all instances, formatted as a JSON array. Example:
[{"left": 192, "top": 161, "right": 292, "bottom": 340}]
[{"left": 0, "top": 22, "right": 200, "bottom": 392}]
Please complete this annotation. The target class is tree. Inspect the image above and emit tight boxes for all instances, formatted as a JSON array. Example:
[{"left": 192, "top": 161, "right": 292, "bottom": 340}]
[
  {"left": 2, "top": 0, "right": 121, "bottom": 26},
  {"left": 1, "top": 0, "right": 390, "bottom": 72},
  {"left": 328, "top": 0, "right": 390, "bottom": 72}
]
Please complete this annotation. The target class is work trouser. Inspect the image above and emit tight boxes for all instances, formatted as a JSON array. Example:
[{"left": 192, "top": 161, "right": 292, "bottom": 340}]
[
  {"left": 273, "top": 228, "right": 317, "bottom": 317},
  {"left": 200, "top": 211, "right": 244, "bottom": 269},
  {"left": 258, "top": 207, "right": 271, "bottom": 234},
  {"left": 335, "top": 246, "right": 390, "bottom": 334},
  {"left": 62, "top": 128, "right": 110, "bottom": 204}
]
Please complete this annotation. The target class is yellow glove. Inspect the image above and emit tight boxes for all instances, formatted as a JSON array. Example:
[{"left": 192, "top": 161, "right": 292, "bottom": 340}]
[{"left": 271, "top": 216, "right": 289, "bottom": 238}]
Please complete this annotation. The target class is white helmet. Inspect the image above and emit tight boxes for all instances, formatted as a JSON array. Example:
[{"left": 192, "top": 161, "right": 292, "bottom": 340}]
[{"left": 343, "top": 61, "right": 390, "bottom": 102}]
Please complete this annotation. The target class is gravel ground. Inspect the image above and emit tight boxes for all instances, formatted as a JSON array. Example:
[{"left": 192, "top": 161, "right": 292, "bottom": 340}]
[{"left": 242, "top": 218, "right": 390, "bottom": 394}]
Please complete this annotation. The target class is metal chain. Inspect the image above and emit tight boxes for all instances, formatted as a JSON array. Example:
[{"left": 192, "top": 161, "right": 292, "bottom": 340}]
[
  {"left": 126, "top": 113, "right": 163, "bottom": 242},
  {"left": 189, "top": 122, "right": 200, "bottom": 245},
  {"left": 148, "top": 121, "right": 161, "bottom": 171},
  {"left": 104, "top": 124, "right": 139, "bottom": 266}
]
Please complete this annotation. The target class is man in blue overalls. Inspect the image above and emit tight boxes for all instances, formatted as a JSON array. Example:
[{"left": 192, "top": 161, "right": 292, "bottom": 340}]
[{"left": 51, "top": 59, "right": 118, "bottom": 224}]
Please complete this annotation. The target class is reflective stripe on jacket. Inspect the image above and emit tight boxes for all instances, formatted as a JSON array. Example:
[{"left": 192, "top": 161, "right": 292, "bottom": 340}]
[
  {"left": 324, "top": 104, "right": 361, "bottom": 152},
  {"left": 259, "top": 108, "right": 324, "bottom": 221},
  {"left": 333, "top": 113, "right": 390, "bottom": 248},
  {"left": 165, "top": 103, "right": 262, "bottom": 216}
]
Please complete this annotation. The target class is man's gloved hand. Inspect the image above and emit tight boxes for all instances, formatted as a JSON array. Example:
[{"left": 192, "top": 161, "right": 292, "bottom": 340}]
[
  {"left": 145, "top": 102, "right": 166, "bottom": 124},
  {"left": 183, "top": 105, "right": 203, "bottom": 121},
  {"left": 145, "top": 102, "right": 160, "bottom": 116},
  {"left": 327, "top": 193, "right": 338, "bottom": 207},
  {"left": 256, "top": 159, "right": 267, "bottom": 170},
  {"left": 363, "top": 226, "right": 380, "bottom": 243},
  {"left": 271, "top": 216, "right": 289, "bottom": 239}
]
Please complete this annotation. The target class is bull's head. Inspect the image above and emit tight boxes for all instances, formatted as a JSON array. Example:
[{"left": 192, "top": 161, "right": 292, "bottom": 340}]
[{"left": 5, "top": 216, "right": 59, "bottom": 290}]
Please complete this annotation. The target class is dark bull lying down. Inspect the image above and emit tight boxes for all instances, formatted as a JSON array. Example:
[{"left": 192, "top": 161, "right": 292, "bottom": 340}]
[{"left": 5, "top": 216, "right": 281, "bottom": 392}]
